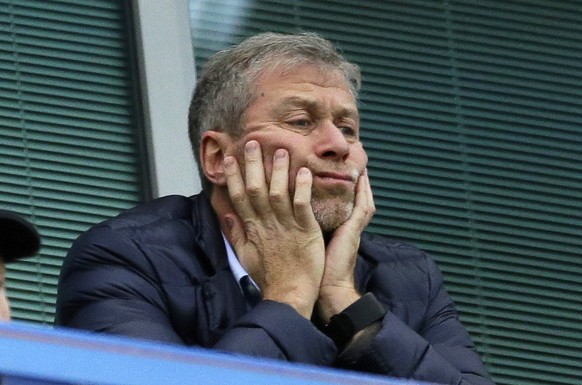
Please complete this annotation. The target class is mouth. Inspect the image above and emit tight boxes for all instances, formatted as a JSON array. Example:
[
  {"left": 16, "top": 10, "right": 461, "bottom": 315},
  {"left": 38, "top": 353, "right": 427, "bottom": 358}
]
[
  {"left": 316, "top": 171, "right": 353, "bottom": 180},
  {"left": 313, "top": 170, "right": 358, "bottom": 186}
]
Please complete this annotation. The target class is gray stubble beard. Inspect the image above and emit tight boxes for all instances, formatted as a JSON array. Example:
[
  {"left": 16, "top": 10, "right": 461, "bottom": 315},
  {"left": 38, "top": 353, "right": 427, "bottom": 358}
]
[{"left": 311, "top": 195, "right": 355, "bottom": 235}]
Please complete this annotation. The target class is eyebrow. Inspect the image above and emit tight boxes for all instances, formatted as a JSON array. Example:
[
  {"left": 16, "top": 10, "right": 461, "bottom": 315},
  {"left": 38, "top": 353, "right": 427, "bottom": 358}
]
[{"left": 276, "top": 96, "right": 359, "bottom": 120}]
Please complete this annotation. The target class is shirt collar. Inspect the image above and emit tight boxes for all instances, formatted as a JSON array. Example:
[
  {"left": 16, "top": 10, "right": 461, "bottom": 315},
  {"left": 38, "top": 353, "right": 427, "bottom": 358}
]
[{"left": 221, "top": 233, "right": 259, "bottom": 292}]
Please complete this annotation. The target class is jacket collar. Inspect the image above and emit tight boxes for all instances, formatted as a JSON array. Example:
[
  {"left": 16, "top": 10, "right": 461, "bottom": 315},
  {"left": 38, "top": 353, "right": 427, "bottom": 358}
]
[{"left": 189, "top": 191, "right": 230, "bottom": 273}]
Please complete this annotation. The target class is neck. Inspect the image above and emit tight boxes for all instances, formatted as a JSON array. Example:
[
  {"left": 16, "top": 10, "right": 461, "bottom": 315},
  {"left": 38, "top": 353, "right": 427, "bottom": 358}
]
[{"left": 209, "top": 185, "right": 237, "bottom": 239}]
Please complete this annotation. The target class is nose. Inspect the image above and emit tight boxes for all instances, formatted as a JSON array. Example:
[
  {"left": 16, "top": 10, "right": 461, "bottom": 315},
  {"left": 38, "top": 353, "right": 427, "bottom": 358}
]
[{"left": 315, "top": 120, "right": 350, "bottom": 161}]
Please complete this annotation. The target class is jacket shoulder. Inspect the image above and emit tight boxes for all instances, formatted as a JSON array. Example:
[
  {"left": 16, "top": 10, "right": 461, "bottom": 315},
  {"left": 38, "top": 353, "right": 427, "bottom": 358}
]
[
  {"left": 61, "top": 195, "right": 211, "bottom": 281},
  {"left": 102, "top": 195, "right": 196, "bottom": 231},
  {"left": 357, "top": 232, "right": 444, "bottom": 305},
  {"left": 359, "top": 231, "right": 430, "bottom": 264}
]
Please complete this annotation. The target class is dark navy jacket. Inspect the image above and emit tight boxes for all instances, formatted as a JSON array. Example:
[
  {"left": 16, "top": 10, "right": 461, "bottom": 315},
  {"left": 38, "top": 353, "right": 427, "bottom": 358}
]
[{"left": 56, "top": 193, "right": 494, "bottom": 384}]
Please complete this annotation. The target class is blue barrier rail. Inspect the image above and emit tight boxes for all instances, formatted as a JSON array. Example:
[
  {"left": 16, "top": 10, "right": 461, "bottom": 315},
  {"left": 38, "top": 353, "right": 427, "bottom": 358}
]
[{"left": 0, "top": 322, "right": 434, "bottom": 385}]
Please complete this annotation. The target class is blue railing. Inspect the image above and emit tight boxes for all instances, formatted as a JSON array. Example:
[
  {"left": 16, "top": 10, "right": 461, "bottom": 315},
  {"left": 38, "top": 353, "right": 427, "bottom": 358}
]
[{"left": 0, "top": 322, "right": 434, "bottom": 385}]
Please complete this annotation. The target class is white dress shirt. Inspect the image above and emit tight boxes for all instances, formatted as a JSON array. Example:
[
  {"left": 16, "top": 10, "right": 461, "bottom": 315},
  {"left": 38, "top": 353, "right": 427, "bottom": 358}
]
[{"left": 221, "top": 233, "right": 259, "bottom": 293}]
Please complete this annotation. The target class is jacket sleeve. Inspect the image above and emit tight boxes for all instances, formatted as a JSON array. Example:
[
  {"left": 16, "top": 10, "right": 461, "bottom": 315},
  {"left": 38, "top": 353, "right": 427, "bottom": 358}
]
[
  {"left": 56, "top": 225, "right": 336, "bottom": 366},
  {"left": 213, "top": 300, "right": 336, "bottom": 365},
  {"left": 337, "top": 255, "right": 495, "bottom": 385}
]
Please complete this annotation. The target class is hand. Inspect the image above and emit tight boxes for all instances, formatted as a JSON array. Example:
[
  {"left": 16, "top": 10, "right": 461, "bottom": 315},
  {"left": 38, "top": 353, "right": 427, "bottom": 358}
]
[
  {"left": 223, "top": 141, "right": 325, "bottom": 318},
  {"left": 317, "top": 169, "right": 376, "bottom": 322}
]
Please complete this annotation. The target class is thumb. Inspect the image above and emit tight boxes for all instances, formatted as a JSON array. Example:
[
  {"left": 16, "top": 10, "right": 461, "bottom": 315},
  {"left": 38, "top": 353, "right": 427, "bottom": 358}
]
[
  {"left": 223, "top": 213, "right": 255, "bottom": 273},
  {"left": 224, "top": 213, "right": 246, "bottom": 248}
]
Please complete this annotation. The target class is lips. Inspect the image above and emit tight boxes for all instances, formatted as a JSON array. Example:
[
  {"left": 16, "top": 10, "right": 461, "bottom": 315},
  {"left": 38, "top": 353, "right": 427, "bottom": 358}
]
[
  {"left": 315, "top": 171, "right": 355, "bottom": 182},
  {"left": 314, "top": 170, "right": 358, "bottom": 184}
]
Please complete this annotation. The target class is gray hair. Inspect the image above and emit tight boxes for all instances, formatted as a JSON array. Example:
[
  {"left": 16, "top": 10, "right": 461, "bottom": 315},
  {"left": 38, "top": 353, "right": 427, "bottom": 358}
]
[{"left": 188, "top": 32, "right": 361, "bottom": 191}]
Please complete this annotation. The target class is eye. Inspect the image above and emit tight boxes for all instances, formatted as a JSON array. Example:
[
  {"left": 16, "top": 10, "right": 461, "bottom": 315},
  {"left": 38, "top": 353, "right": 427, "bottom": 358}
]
[
  {"left": 340, "top": 126, "right": 356, "bottom": 136},
  {"left": 288, "top": 118, "right": 313, "bottom": 129},
  {"left": 337, "top": 122, "right": 359, "bottom": 140}
]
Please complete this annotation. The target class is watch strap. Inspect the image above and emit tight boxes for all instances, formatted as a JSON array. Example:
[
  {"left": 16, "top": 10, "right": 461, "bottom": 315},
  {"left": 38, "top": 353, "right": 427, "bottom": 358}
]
[{"left": 324, "top": 292, "right": 386, "bottom": 350}]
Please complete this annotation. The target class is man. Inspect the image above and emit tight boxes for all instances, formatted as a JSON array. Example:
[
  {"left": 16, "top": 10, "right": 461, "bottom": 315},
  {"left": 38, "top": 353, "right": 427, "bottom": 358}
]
[
  {"left": 0, "top": 210, "right": 41, "bottom": 321},
  {"left": 56, "top": 32, "right": 494, "bottom": 384}
]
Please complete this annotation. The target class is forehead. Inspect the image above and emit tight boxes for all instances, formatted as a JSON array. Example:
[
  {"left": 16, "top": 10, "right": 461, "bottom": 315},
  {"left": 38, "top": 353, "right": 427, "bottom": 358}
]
[
  {"left": 254, "top": 64, "right": 354, "bottom": 96},
  {"left": 248, "top": 64, "right": 358, "bottom": 117}
]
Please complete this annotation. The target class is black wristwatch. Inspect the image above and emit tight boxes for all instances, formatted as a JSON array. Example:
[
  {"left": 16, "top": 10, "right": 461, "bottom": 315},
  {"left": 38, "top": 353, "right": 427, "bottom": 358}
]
[{"left": 324, "top": 292, "right": 387, "bottom": 350}]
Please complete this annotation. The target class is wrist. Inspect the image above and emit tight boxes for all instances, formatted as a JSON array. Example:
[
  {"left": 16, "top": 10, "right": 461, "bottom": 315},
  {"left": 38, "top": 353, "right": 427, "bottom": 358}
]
[
  {"left": 323, "top": 292, "right": 387, "bottom": 350},
  {"left": 317, "top": 286, "right": 360, "bottom": 323},
  {"left": 263, "top": 287, "right": 318, "bottom": 319}
]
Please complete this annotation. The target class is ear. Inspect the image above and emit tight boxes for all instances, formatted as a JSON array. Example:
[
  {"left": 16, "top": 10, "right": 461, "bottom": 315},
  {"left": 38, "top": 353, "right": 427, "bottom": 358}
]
[{"left": 200, "top": 131, "right": 233, "bottom": 186}]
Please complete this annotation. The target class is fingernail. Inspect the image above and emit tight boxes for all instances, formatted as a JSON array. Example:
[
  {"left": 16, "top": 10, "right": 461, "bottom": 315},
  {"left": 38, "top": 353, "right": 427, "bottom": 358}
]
[
  {"left": 274, "top": 149, "right": 286, "bottom": 160},
  {"left": 245, "top": 141, "right": 258, "bottom": 152},
  {"left": 298, "top": 167, "right": 310, "bottom": 176},
  {"left": 224, "top": 156, "right": 234, "bottom": 167},
  {"left": 224, "top": 216, "right": 233, "bottom": 230}
]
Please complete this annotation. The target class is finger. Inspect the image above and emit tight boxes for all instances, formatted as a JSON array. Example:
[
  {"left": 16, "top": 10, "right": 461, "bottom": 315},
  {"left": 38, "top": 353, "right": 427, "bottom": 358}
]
[
  {"left": 293, "top": 167, "right": 318, "bottom": 228},
  {"left": 361, "top": 169, "right": 376, "bottom": 220},
  {"left": 269, "top": 149, "right": 293, "bottom": 219},
  {"left": 365, "top": 170, "right": 376, "bottom": 218},
  {"left": 349, "top": 169, "right": 376, "bottom": 229},
  {"left": 244, "top": 141, "right": 271, "bottom": 216},
  {"left": 224, "top": 155, "right": 256, "bottom": 220}
]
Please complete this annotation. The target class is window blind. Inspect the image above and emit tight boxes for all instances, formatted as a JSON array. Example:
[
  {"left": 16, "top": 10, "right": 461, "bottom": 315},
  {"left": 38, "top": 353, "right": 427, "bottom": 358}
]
[
  {"left": 189, "top": 1, "right": 582, "bottom": 384},
  {"left": 0, "top": 0, "right": 147, "bottom": 324}
]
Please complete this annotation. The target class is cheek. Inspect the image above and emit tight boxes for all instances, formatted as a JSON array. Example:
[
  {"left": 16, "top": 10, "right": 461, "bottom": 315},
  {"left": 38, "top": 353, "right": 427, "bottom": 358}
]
[
  {"left": 244, "top": 133, "right": 297, "bottom": 176},
  {"left": 350, "top": 142, "right": 368, "bottom": 170},
  {"left": 249, "top": 134, "right": 293, "bottom": 159}
]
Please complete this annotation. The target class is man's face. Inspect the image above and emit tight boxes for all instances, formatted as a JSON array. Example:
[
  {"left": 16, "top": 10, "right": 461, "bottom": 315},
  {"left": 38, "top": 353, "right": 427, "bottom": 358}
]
[
  {"left": 233, "top": 64, "right": 368, "bottom": 233},
  {"left": 0, "top": 262, "right": 10, "bottom": 321}
]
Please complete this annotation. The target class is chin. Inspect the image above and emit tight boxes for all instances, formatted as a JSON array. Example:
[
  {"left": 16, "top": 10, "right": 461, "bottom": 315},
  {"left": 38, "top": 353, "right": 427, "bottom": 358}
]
[{"left": 311, "top": 197, "right": 354, "bottom": 234}]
